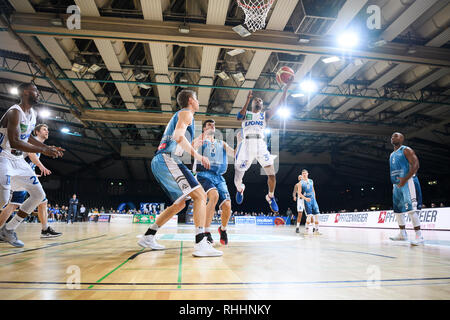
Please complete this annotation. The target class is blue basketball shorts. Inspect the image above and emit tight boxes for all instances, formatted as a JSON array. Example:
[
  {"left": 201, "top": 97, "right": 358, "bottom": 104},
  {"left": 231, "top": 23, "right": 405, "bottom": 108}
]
[
  {"left": 151, "top": 153, "right": 200, "bottom": 204},
  {"left": 196, "top": 171, "right": 231, "bottom": 208}
]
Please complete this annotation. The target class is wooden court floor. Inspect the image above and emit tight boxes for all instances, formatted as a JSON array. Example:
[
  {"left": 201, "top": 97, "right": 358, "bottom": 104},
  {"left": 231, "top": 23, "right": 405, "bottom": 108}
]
[{"left": 0, "top": 221, "right": 449, "bottom": 300}]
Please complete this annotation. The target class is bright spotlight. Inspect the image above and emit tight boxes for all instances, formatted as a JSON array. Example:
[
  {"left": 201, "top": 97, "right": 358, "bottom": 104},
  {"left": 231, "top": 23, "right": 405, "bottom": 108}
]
[
  {"left": 264, "top": 128, "right": 271, "bottom": 135},
  {"left": 9, "top": 87, "right": 19, "bottom": 95},
  {"left": 277, "top": 107, "right": 291, "bottom": 119},
  {"left": 337, "top": 31, "right": 359, "bottom": 48},
  {"left": 61, "top": 128, "right": 70, "bottom": 134},
  {"left": 299, "top": 80, "right": 317, "bottom": 93},
  {"left": 39, "top": 109, "right": 51, "bottom": 118}
]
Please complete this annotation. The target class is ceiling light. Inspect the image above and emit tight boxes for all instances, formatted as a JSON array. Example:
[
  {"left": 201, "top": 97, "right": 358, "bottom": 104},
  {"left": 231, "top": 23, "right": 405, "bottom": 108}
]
[
  {"left": 61, "top": 128, "right": 70, "bottom": 134},
  {"left": 322, "top": 56, "right": 341, "bottom": 64},
  {"left": 337, "top": 31, "right": 359, "bottom": 48},
  {"left": 232, "top": 25, "right": 251, "bottom": 37},
  {"left": 180, "top": 77, "right": 188, "bottom": 83},
  {"left": 233, "top": 72, "right": 245, "bottom": 82},
  {"left": 50, "top": 18, "right": 63, "bottom": 26},
  {"left": 87, "top": 64, "right": 101, "bottom": 74},
  {"left": 39, "top": 109, "right": 51, "bottom": 118},
  {"left": 218, "top": 71, "right": 230, "bottom": 81},
  {"left": 299, "top": 80, "right": 317, "bottom": 93},
  {"left": 277, "top": 107, "right": 291, "bottom": 119},
  {"left": 298, "top": 38, "right": 310, "bottom": 44},
  {"left": 178, "top": 23, "right": 190, "bottom": 34},
  {"left": 368, "top": 39, "right": 387, "bottom": 48},
  {"left": 134, "top": 69, "right": 147, "bottom": 80},
  {"left": 291, "top": 93, "right": 305, "bottom": 98},
  {"left": 9, "top": 87, "right": 19, "bottom": 95},
  {"left": 138, "top": 83, "right": 151, "bottom": 90},
  {"left": 71, "top": 63, "right": 85, "bottom": 73},
  {"left": 227, "top": 49, "right": 245, "bottom": 57}
]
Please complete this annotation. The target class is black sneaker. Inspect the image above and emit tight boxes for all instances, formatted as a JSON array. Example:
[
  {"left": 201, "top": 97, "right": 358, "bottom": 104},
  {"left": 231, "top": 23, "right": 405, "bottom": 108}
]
[
  {"left": 218, "top": 226, "right": 228, "bottom": 245},
  {"left": 204, "top": 232, "right": 214, "bottom": 245},
  {"left": 41, "top": 226, "right": 62, "bottom": 239},
  {"left": 205, "top": 232, "right": 214, "bottom": 245},
  {"left": 296, "top": 227, "right": 299, "bottom": 233}
]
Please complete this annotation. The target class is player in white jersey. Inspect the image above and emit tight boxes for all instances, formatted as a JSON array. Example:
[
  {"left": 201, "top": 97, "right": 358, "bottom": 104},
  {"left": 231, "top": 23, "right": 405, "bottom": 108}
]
[
  {"left": 0, "top": 124, "right": 62, "bottom": 241},
  {"left": 234, "top": 78, "right": 293, "bottom": 213},
  {"left": 0, "top": 83, "right": 64, "bottom": 247},
  {"left": 292, "top": 175, "right": 305, "bottom": 235}
]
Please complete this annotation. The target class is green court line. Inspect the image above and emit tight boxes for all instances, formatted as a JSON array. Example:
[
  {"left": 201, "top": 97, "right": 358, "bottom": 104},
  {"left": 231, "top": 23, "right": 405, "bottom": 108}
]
[
  {"left": 88, "top": 248, "right": 144, "bottom": 289},
  {"left": 177, "top": 241, "right": 183, "bottom": 289}
]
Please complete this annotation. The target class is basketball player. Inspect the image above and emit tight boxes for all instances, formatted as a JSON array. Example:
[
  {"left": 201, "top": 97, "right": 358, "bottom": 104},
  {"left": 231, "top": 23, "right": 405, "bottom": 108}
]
[
  {"left": 192, "top": 119, "right": 235, "bottom": 245},
  {"left": 138, "top": 89, "right": 222, "bottom": 257},
  {"left": 234, "top": 78, "right": 293, "bottom": 213},
  {"left": 389, "top": 132, "right": 424, "bottom": 246},
  {"left": 0, "top": 124, "right": 62, "bottom": 240},
  {"left": 298, "top": 169, "right": 321, "bottom": 235},
  {"left": 292, "top": 175, "right": 305, "bottom": 234},
  {"left": 0, "top": 83, "right": 64, "bottom": 247}
]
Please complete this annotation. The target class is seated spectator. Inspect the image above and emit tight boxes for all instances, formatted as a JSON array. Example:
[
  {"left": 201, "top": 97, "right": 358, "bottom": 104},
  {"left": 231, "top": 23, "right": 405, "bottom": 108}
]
[{"left": 440, "top": 203, "right": 445, "bottom": 207}]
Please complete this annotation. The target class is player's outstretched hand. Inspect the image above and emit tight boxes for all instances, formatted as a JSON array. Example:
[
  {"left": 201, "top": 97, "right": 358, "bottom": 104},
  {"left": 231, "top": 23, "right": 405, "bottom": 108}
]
[
  {"left": 39, "top": 165, "right": 52, "bottom": 176},
  {"left": 247, "top": 90, "right": 253, "bottom": 101},
  {"left": 43, "top": 146, "right": 64, "bottom": 158}
]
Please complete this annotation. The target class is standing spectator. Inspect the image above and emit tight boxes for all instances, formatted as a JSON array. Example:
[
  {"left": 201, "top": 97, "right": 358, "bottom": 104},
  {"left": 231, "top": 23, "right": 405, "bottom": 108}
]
[
  {"left": 80, "top": 204, "right": 86, "bottom": 222},
  {"left": 68, "top": 194, "right": 79, "bottom": 224}
]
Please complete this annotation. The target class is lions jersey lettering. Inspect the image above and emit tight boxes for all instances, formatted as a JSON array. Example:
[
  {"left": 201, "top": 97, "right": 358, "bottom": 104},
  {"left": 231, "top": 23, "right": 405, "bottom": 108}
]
[{"left": 242, "top": 111, "right": 266, "bottom": 136}]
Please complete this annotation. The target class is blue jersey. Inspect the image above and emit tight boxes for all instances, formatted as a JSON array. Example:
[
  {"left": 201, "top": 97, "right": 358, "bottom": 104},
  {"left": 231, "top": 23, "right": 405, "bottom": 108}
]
[
  {"left": 300, "top": 179, "right": 315, "bottom": 198},
  {"left": 195, "top": 139, "right": 227, "bottom": 175},
  {"left": 389, "top": 145, "right": 411, "bottom": 185},
  {"left": 156, "top": 109, "right": 195, "bottom": 156}
]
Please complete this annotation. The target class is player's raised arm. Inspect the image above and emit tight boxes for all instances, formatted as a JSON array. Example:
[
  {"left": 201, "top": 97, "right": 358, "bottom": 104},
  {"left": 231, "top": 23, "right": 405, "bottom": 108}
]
[
  {"left": 174, "top": 110, "right": 210, "bottom": 170},
  {"left": 237, "top": 90, "right": 253, "bottom": 121},
  {"left": 266, "top": 78, "right": 293, "bottom": 121}
]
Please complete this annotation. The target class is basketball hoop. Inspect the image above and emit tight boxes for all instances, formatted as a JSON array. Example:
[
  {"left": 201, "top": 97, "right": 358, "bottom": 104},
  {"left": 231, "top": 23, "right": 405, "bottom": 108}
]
[{"left": 237, "top": 0, "right": 275, "bottom": 32}]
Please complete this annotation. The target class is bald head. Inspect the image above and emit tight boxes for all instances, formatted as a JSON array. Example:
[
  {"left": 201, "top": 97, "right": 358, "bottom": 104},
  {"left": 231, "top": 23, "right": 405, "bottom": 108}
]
[{"left": 391, "top": 132, "right": 404, "bottom": 147}]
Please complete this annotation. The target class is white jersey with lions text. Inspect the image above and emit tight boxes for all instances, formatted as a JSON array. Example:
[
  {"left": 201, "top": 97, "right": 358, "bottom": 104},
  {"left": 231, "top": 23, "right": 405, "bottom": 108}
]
[
  {"left": 0, "top": 104, "right": 36, "bottom": 161},
  {"left": 241, "top": 111, "right": 266, "bottom": 137}
]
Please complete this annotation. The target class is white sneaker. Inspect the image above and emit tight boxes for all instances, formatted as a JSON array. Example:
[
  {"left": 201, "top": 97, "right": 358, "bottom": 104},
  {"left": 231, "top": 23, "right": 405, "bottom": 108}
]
[
  {"left": 192, "top": 237, "right": 223, "bottom": 257},
  {"left": 138, "top": 234, "right": 165, "bottom": 250},
  {"left": 410, "top": 236, "right": 425, "bottom": 246},
  {"left": 389, "top": 233, "right": 408, "bottom": 241}
]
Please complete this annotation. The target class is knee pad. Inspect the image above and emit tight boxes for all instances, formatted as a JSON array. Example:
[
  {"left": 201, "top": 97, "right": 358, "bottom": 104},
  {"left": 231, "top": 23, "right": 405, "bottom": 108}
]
[
  {"left": 395, "top": 212, "right": 406, "bottom": 226},
  {"left": 408, "top": 211, "right": 421, "bottom": 228},
  {"left": 20, "top": 184, "right": 46, "bottom": 214}
]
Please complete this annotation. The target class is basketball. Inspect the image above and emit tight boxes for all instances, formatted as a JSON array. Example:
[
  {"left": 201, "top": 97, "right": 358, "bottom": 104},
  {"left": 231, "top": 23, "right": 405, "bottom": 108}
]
[{"left": 276, "top": 66, "right": 294, "bottom": 86}]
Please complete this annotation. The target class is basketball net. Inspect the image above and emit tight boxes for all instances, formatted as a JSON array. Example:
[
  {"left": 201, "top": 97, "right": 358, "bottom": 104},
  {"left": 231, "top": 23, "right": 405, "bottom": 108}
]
[{"left": 237, "top": 0, "right": 275, "bottom": 32}]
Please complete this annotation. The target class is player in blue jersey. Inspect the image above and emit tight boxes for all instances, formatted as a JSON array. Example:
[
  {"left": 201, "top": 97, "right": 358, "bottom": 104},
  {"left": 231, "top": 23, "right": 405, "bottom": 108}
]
[
  {"left": 138, "top": 89, "right": 222, "bottom": 257},
  {"left": 389, "top": 132, "right": 424, "bottom": 246},
  {"left": 297, "top": 169, "right": 321, "bottom": 235},
  {"left": 0, "top": 124, "right": 62, "bottom": 241},
  {"left": 192, "top": 119, "right": 235, "bottom": 245},
  {"left": 234, "top": 79, "right": 293, "bottom": 213}
]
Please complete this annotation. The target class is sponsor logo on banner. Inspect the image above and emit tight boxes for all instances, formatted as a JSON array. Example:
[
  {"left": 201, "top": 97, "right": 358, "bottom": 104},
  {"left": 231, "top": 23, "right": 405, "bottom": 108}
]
[
  {"left": 98, "top": 215, "right": 110, "bottom": 222},
  {"left": 133, "top": 214, "right": 156, "bottom": 224},
  {"left": 235, "top": 216, "right": 256, "bottom": 225},
  {"left": 378, "top": 211, "right": 387, "bottom": 223},
  {"left": 318, "top": 215, "right": 329, "bottom": 223},
  {"left": 256, "top": 217, "right": 275, "bottom": 225},
  {"left": 335, "top": 214, "right": 340, "bottom": 223}
]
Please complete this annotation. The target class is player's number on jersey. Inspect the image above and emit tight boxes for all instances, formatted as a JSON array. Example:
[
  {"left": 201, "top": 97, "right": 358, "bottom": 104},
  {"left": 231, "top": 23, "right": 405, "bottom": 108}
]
[{"left": 30, "top": 176, "right": 39, "bottom": 185}]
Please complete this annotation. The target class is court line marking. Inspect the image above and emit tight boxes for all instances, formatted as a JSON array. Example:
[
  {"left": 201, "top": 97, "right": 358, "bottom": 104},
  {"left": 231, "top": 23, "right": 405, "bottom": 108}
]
[
  {"left": 88, "top": 248, "right": 145, "bottom": 289},
  {"left": 0, "top": 281, "right": 449, "bottom": 292},
  {"left": 0, "top": 234, "right": 108, "bottom": 258},
  {"left": 1, "top": 277, "right": 449, "bottom": 287},
  {"left": 325, "top": 248, "right": 396, "bottom": 259},
  {"left": 177, "top": 241, "right": 183, "bottom": 289}
]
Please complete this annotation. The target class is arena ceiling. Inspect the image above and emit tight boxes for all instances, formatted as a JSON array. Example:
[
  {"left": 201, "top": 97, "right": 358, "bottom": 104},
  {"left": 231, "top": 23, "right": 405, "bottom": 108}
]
[{"left": 0, "top": 0, "right": 449, "bottom": 186}]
